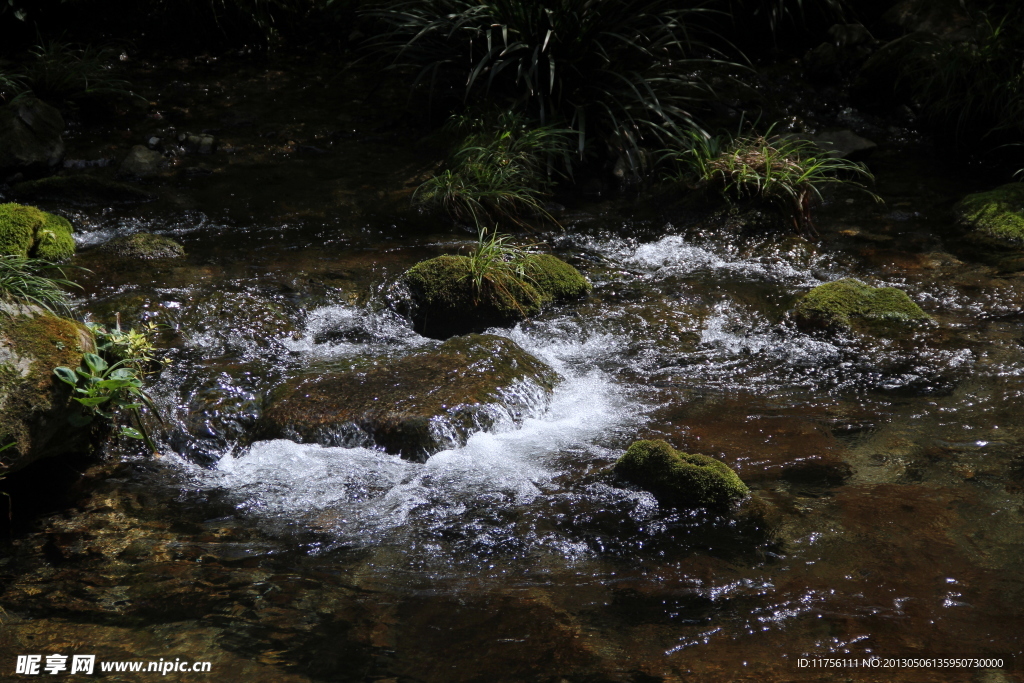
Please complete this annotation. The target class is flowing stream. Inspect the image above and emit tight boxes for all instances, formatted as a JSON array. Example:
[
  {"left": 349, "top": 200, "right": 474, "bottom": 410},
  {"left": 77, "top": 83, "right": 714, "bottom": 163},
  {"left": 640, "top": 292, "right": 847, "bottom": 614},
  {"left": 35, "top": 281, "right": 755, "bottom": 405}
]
[{"left": 1, "top": 56, "right": 1022, "bottom": 683}]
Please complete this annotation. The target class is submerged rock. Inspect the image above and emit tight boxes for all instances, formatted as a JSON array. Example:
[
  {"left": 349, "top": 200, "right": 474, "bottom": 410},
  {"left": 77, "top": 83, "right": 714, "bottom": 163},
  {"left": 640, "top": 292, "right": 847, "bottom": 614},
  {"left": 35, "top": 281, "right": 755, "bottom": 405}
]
[
  {"left": 99, "top": 232, "right": 185, "bottom": 260},
  {"left": 10, "top": 174, "right": 154, "bottom": 205},
  {"left": 793, "top": 278, "right": 931, "bottom": 336},
  {"left": 0, "top": 302, "right": 95, "bottom": 473},
  {"left": 954, "top": 183, "right": 1024, "bottom": 249},
  {"left": 119, "top": 145, "right": 168, "bottom": 178},
  {"left": 0, "top": 98, "right": 65, "bottom": 178},
  {"left": 0, "top": 202, "right": 76, "bottom": 261},
  {"left": 259, "top": 334, "right": 558, "bottom": 460},
  {"left": 614, "top": 439, "right": 749, "bottom": 509},
  {"left": 400, "top": 253, "right": 591, "bottom": 338}
]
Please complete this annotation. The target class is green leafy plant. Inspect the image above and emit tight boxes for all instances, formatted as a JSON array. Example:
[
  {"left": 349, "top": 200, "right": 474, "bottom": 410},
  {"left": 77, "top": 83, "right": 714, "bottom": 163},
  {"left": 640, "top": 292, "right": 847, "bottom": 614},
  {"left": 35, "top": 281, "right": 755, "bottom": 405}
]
[
  {"left": 53, "top": 318, "right": 167, "bottom": 455},
  {"left": 87, "top": 318, "right": 168, "bottom": 375},
  {"left": 414, "top": 111, "right": 572, "bottom": 227},
  {"left": 54, "top": 352, "right": 163, "bottom": 455},
  {"left": 0, "top": 256, "right": 81, "bottom": 316},
  {"left": 365, "top": 0, "right": 727, "bottom": 171},
  {"left": 666, "top": 126, "right": 879, "bottom": 234}
]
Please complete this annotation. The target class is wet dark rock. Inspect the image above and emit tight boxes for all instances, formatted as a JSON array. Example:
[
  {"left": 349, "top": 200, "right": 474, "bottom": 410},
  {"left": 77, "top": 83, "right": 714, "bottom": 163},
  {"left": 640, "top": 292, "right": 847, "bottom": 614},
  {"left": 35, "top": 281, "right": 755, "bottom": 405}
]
[
  {"left": 793, "top": 278, "right": 931, "bottom": 336},
  {"left": 0, "top": 302, "right": 95, "bottom": 474},
  {"left": 173, "top": 290, "right": 296, "bottom": 352},
  {"left": 0, "top": 98, "right": 65, "bottom": 179},
  {"left": 99, "top": 232, "right": 186, "bottom": 260},
  {"left": 119, "top": 144, "right": 169, "bottom": 178},
  {"left": 399, "top": 253, "right": 591, "bottom": 339},
  {"left": 259, "top": 334, "right": 558, "bottom": 460},
  {"left": 181, "top": 132, "right": 216, "bottom": 154},
  {"left": 10, "top": 174, "right": 154, "bottom": 205},
  {"left": 614, "top": 439, "right": 750, "bottom": 509},
  {"left": 954, "top": 183, "right": 1024, "bottom": 249}
]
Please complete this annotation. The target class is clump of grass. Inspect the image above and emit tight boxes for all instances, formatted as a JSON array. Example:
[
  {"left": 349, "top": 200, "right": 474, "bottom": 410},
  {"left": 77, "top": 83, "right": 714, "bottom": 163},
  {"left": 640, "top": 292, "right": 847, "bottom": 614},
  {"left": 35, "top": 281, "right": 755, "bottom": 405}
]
[
  {"left": 666, "top": 126, "right": 878, "bottom": 234},
  {"left": 414, "top": 111, "right": 572, "bottom": 227},
  {"left": 365, "top": 0, "right": 726, "bottom": 172},
  {"left": 0, "top": 256, "right": 81, "bottom": 317},
  {"left": 16, "top": 39, "right": 136, "bottom": 104},
  {"left": 464, "top": 226, "right": 534, "bottom": 298}
]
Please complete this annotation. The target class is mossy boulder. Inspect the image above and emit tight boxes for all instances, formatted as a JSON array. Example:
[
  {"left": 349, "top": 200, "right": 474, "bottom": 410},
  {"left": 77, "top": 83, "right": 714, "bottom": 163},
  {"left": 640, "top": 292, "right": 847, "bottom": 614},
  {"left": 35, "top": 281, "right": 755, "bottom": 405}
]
[
  {"left": 259, "top": 334, "right": 558, "bottom": 460},
  {"left": 10, "top": 174, "right": 154, "bottom": 205},
  {"left": 400, "top": 253, "right": 591, "bottom": 338},
  {"left": 99, "top": 233, "right": 185, "bottom": 260},
  {"left": 793, "top": 278, "right": 931, "bottom": 336},
  {"left": 614, "top": 440, "right": 750, "bottom": 509},
  {"left": 954, "top": 183, "right": 1024, "bottom": 249},
  {"left": 0, "top": 302, "right": 95, "bottom": 474},
  {"left": 0, "top": 202, "right": 76, "bottom": 261}
]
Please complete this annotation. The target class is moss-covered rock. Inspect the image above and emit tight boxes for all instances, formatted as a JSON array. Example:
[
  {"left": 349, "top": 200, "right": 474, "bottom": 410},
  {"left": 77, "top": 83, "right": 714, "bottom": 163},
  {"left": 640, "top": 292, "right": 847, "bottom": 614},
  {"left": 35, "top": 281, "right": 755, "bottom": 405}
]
[
  {"left": 0, "top": 202, "right": 76, "bottom": 261},
  {"left": 259, "top": 334, "right": 558, "bottom": 460},
  {"left": 614, "top": 439, "right": 749, "bottom": 509},
  {"left": 400, "top": 253, "right": 590, "bottom": 338},
  {"left": 522, "top": 253, "right": 593, "bottom": 301},
  {"left": 0, "top": 302, "right": 95, "bottom": 474},
  {"left": 10, "top": 174, "right": 154, "bottom": 205},
  {"left": 793, "top": 278, "right": 931, "bottom": 336},
  {"left": 99, "top": 233, "right": 185, "bottom": 260},
  {"left": 954, "top": 183, "right": 1024, "bottom": 248}
]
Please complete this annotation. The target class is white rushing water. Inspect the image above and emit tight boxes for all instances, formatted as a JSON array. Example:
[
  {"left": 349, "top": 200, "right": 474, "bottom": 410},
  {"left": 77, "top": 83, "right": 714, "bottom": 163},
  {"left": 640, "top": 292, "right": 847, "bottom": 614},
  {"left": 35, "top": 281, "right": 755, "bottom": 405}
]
[{"left": 175, "top": 307, "right": 636, "bottom": 545}]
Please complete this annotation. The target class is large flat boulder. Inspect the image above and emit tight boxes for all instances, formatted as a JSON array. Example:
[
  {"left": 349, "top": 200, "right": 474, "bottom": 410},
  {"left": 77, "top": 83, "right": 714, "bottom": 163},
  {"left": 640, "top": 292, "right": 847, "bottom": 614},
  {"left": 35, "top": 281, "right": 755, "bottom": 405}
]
[{"left": 258, "top": 334, "right": 558, "bottom": 460}]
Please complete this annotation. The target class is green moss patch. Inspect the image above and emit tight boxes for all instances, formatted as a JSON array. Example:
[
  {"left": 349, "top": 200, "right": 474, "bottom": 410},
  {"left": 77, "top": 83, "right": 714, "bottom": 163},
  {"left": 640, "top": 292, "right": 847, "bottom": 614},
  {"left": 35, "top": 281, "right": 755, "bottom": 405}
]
[
  {"left": 401, "top": 253, "right": 590, "bottom": 338},
  {"left": 614, "top": 439, "right": 749, "bottom": 509},
  {"left": 954, "top": 183, "right": 1024, "bottom": 248},
  {"left": 100, "top": 233, "right": 185, "bottom": 260},
  {"left": 0, "top": 202, "right": 75, "bottom": 261},
  {"left": 793, "top": 278, "right": 930, "bottom": 336},
  {"left": 522, "top": 253, "right": 592, "bottom": 302}
]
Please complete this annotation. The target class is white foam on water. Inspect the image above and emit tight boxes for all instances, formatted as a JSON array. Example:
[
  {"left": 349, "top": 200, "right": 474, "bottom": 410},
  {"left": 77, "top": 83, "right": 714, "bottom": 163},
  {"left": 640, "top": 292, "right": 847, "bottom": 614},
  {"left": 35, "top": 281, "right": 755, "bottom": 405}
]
[
  {"left": 283, "top": 303, "right": 425, "bottom": 358},
  {"left": 177, "top": 331, "right": 630, "bottom": 545},
  {"left": 584, "top": 234, "right": 826, "bottom": 285}
]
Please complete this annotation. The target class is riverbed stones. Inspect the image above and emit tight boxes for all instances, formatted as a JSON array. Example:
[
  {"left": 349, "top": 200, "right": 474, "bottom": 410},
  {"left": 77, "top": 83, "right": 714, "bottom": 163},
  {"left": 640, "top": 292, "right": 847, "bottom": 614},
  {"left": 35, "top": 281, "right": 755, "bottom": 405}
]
[
  {"left": 259, "top": 334, "right": 558, "bottom": 460},
  {"left": 0, "top": 202, "right": 76, "bottom": 261},
  {"left": 614, "top": 439, "right": 749, "bottom": 509},
  {"left": 400, "top": 253, "right": 591, "bottom": 338},
  {"left": 954, "top": 183, "right": 1024, "bottom": 249},
  {"left": 0, "top": 302, "right": 95, "bottom": 474},
  {"left": 793, "top": 278, "right": 931, "bottom": 336},
  {"left": 0, "top": 98, "right": 65, "bottom": 178}
]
